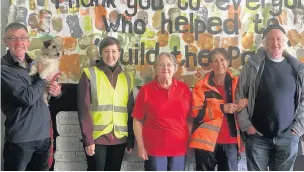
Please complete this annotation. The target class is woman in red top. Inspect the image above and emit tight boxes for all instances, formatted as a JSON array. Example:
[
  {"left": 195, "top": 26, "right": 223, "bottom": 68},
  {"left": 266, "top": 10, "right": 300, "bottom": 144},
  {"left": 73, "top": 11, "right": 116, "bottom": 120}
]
[{"left": 133, "top": 52, "right": 192, "bottom": 171}]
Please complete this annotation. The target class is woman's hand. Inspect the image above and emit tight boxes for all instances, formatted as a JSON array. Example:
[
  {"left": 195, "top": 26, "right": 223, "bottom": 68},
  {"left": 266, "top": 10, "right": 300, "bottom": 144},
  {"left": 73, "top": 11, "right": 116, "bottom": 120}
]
[
  {"left": 137, "top": 146, "right": 149, "bottom": 160},
  {"left": 85, "top": 144, "right": 95, "bottom": 156},
  {"left": 224, "top": 103, "right": 238, "bottom": 114}
]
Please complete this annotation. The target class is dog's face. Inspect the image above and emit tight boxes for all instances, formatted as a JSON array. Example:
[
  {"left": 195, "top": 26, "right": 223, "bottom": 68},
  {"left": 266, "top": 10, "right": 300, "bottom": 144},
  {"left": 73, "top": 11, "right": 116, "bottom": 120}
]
[{"left": 41, "top": 38, "right": 63, "bottom": 59}]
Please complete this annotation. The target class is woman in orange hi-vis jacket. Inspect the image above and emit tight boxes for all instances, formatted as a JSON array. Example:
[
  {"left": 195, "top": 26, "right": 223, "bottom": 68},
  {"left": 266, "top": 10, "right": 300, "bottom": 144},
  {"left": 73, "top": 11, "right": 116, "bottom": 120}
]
[{"left": 190, "top": 49, "right": 248, "bottom": 171}]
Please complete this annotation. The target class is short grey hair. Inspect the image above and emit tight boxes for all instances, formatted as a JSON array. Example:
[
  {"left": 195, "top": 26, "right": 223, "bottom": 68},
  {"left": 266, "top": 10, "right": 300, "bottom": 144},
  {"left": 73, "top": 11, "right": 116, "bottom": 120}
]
[
  {"left": 153, "top": 52, "right": 178, "bottom": 69},
  {"left": 5, "top": 22, "right": 28, "bottom": 34},
  {"left": 152, "top": 52, "right": 178, "bottom": 77}
]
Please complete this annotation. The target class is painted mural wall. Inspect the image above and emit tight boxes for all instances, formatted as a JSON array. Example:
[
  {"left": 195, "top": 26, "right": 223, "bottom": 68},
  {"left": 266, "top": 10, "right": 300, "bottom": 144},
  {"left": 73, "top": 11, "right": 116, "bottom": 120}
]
[
  {"left": 6, "top": 0, "right": 304, "bottom": 86},
  {"left": 4, "top": 0, "right": 304, "bottom": 170}
]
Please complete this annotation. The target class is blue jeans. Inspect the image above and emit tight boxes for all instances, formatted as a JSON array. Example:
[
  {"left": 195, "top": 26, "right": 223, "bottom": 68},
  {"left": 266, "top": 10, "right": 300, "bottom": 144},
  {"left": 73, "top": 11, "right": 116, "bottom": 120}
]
[
  {"left": 144, "top": 155, "right": 186, "bottom": 171},
  {"left": 245, "top": 132, "right": 299, "bottom": 171},
  {"left": 3, "top": 137, "right": 51, "bottom": 171}
]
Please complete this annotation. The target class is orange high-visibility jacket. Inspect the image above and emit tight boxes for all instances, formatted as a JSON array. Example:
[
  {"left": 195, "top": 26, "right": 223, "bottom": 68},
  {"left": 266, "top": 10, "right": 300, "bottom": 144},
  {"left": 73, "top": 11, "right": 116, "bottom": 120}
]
[{"left": 189, "top": 71, "right": 242, "bottom": 152}]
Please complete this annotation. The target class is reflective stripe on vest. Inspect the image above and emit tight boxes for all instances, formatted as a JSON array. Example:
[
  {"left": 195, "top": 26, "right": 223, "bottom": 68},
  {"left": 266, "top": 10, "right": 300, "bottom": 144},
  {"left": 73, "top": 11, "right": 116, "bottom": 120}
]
[
  {"left": 190, "top": 138, "right": 215, "bottom": 146},
  {"left": 93, "top": 125, "right": 128, "bottom": 132},
  {"left": 90, "top": 104, "right": 128, "bottom": 112},
  {"left": 83, "top": 66, "right": 133, "bottom": 140},
  {"left": 198, "top": 123, "right": 220, "bottom": 132},
  {"left": 189, "top": 119, "right": 222, "bottom": 152},
  {"left": 88, "top": 67, "right": 98, "bottom": 105}
]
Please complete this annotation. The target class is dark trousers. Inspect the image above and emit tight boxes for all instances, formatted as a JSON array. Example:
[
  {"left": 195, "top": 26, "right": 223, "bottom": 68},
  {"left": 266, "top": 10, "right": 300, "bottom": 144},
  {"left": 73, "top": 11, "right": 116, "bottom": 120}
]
[
  {"left": 144, "top": 155, "right": 186, "bottom": 171},
  {"left": 3, "top": 137, "right": 51, "bottom": 171},
  {"left": 245, "top": 133, "right": 299, "bottom": 171},
  {"left": 86, "top": 144, "right": 126, "bottom": 171},
  {"left": 194, "top": 144, "right": 238, "bottom": 171}
]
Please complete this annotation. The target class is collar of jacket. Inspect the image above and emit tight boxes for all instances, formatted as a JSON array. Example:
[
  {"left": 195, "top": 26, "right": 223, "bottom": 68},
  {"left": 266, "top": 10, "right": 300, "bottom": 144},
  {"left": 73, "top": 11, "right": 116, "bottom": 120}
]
[
  {"left": 249, "top": 48, "right": 304, "bottom": 75},
  {"left": 203, "top": 70, "right": 235, "bottom": 93},
  {"left": 2, "top": 50, "right": 33, "bottom": 67},
  {"left": 95, "top": 60, "right": 123, "bottom": 75}
]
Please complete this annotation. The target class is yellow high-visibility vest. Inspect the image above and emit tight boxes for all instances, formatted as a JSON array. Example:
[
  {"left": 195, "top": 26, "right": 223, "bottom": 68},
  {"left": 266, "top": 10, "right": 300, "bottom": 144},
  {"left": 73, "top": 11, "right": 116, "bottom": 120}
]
[{"left": 83, "top": 66, "right": 133, "bottom": 140}]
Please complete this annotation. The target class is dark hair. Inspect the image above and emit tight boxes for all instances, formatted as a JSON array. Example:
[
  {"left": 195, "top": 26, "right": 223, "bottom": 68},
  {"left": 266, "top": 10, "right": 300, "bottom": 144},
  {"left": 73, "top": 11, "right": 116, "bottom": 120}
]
[
  {"left": 210, "top": 48, "right": 229, "bottom": 61},
  {"left": 262, "top": 24, "right": 286, "bottom": 39},
  {"left": 99, "top": 37, "right": 121, "bottom": 55},
  {"left": 5, "top": 22, "right": 28, "bottom": 34}
]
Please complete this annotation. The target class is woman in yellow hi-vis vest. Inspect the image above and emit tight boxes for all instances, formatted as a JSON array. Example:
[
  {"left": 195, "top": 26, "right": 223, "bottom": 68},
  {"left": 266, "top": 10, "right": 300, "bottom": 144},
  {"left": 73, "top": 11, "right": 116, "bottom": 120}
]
[{"left": 78, "top": 37, "right": 135, "bottom": 171}]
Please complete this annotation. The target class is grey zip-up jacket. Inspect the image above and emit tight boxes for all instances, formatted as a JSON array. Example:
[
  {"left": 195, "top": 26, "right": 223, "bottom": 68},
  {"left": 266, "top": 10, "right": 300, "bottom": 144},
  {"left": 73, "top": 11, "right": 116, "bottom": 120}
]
[{"left": 235, "top": 48, "right": 304, "bottom": 152}]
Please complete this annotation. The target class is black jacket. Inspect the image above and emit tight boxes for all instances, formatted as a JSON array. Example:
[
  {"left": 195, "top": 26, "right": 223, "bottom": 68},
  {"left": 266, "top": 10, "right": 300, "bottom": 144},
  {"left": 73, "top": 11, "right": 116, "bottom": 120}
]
[{"left": 1, "top": 50, "right": 50, "bottom": 143}]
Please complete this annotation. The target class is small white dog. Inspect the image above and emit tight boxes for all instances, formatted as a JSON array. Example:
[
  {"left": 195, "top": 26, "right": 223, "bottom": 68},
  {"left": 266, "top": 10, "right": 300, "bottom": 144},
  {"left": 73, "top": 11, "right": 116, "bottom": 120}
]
[{"left": 29, "top": 37, "right": 63, "bottom": 105}]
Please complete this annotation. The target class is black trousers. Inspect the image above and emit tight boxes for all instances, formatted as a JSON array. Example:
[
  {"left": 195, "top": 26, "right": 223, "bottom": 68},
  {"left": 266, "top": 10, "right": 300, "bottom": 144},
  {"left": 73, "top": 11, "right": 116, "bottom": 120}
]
[
  {"left": 3, "top": 138, "right": 51, "bottom": 171},
  {"left": 194, "top": 144, "right": 238, "bottom": 171},
  {"left": 86, "top": 144, "right": 126, "bottom": 171}
]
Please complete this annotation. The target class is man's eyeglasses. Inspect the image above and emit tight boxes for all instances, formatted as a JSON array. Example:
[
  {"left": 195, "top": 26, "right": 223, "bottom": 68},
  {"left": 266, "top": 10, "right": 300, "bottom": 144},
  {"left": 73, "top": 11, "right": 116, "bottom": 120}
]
[{"left": 5, "top": 36, "right": 29, "bottom": 42}]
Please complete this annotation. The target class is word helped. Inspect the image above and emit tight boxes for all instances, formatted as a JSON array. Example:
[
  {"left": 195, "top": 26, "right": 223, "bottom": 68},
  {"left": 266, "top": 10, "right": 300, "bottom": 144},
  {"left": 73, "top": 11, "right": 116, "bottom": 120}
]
[{"left": 161, "top": 12, "right": 239, "bottom": 40}]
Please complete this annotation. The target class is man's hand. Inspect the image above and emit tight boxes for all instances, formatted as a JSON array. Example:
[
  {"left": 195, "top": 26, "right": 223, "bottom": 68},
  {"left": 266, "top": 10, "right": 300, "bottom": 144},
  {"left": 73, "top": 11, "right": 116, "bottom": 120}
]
[
  {"left": 291, "top": 130, "right": 298, "bottom": 136},
  {"left": 236, "top": 98, "right": 248, "bottom": 112},
  {"left": 85, "top": 144, "right": 95, "bottom": 156},
  {"left": 224, "top": 103, "right": 238, "bottom": 114},
  {"left": 246, "top": 126, "right": 257, "bottom": 135},
  {"left": 47, "top": 81, "right": 62, "bottom": 97}
]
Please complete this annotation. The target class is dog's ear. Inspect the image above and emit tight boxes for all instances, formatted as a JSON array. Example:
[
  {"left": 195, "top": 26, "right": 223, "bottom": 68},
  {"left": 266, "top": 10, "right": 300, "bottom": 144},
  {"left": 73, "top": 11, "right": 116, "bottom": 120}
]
[{"left": 43, "top": 40, "right": 51, "bottom": 48}]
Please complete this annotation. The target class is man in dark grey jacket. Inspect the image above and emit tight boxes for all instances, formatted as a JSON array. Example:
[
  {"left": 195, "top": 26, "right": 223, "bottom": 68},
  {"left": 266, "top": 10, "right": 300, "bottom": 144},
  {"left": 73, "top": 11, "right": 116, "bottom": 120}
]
[
  {"left": 236, "top": 24, "right": 304, "bottom": 171},
  {"left": 1, "top": 22, "right": 62, "bottom": 170}
]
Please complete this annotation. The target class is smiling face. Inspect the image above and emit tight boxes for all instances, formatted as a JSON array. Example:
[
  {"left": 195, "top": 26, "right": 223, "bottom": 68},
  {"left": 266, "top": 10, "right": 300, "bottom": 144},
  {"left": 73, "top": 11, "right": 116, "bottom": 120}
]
[
  {"left": 155, "top": 54, "right": 176, "bottom": 80},
  {"left": 101, "top": 44, "right": 121, "bottom": 67},
  {"left": 4, "top": 28, "right": 30, "bottom": 61},
  {"left": 210, "top": 52, "right": 228, "bottom": 76},
  {"left": 264, "top": 29, "right": 286, "bottom": 58}
]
